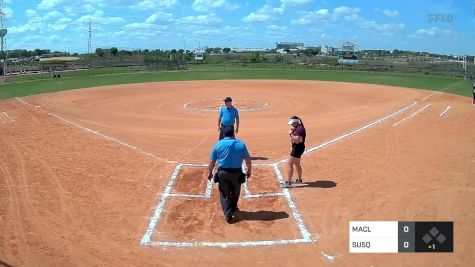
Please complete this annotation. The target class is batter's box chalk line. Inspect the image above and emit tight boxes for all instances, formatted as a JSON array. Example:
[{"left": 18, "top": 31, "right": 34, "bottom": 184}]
[
  {"left": 141, "top": 101, "right": 418, "bottom": 248},
  {"left": 13, "top": 97, "right": 415, "bottom": 248},
  {"left": 140, "top": 163, "right": 313, "bottom": 248}
]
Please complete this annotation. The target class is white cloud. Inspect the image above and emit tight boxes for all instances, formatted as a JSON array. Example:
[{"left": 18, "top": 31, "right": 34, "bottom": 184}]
[
  {"left": 291, "top": 9, "right": 330, "bottom": 25},
  {"left": 291, "top": 6, "right": 360, "bottom": 25},
  {"left": 375, "top": 8, "right": 400, "bottom": 18},
  {"left": 38, "top": 0, "right": 64, "bottom": 10},
  {"left": 242, "top": 13, "right": 271, "bottom": 23},
  {"left": 145, "top": 12, "right": 174, "bottom": 24},
  {"left": 3, "top": 0, "right": 12, "bottom": 3},
  {"left": 267, "top": 24, "right": 289, "bottom": 34},
  {"left": 26, "top": 9, "right": 37, "bottom": 18},
  {"left": 50, "top": 17, "right": 71, "bottom": 30},
  {"left": 123, "top": 22, "right": 168, "bottom": 31},
  {"left": 178, "top": 14, "right": 222, "bottom": 25},
  {"left": 9, "top": 24, "right": 34, "bottom": 34},
  {"left": 242, "top": 4, "right": 284, "bottom": 23},
  {"left": 333, "top": 6, "right": 361, "bottom": 17},
  {"left": 192, "top": 0, "right": 239, "bottom": 12},
  {"left": 193, "top": 29, "right": 222, "bottom": 35},
  {"left": 76, "top": 10, "right": 125, "bottom": 25},
  {"left": 131, "top": 0, "right": 179, "bottom": 10},
  {"left": 412, "top": 27, "right": 453, "bottom": 37},
  {"left": 280, "top": 0, "right": 312, "bottom": 9},
  {"left": 45, "top": 10, "right": 63, "bottom": 19},
  {"left": 345, "top": 14, "right": 405, "bottom": 34}
]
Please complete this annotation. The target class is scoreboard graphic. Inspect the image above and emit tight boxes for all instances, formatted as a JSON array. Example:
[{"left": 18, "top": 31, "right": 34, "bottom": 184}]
[{"left": 349, "top": 221, "right": 453, "bottom": 253}]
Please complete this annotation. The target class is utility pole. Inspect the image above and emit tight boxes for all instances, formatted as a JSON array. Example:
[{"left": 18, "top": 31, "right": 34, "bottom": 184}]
[
  {"left": 0, "top": 0, "right": 7, "bottom": 76},
  {"left": 88, "top": 21, "right": 92, "bottom": 55}
]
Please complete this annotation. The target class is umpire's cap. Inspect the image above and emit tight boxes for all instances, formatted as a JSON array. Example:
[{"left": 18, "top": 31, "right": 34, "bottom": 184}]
[{"left": 223, "top": 96, "right": 232, "bottom": 102}]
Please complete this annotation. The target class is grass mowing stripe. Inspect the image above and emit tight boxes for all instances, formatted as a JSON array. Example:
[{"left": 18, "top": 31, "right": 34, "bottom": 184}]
[{"left": 0, "top": 70, "right": 471, "bottom": 100}]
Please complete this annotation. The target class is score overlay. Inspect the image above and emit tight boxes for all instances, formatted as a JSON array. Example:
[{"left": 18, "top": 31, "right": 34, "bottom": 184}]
[{"left": 349, "top": 221, "right": 453, "bottom": 253}]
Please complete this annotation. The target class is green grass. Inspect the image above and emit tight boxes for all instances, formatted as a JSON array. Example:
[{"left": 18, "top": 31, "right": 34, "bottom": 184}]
[{"left": 0, "top": 69, "right": 472, "bottom": 100}]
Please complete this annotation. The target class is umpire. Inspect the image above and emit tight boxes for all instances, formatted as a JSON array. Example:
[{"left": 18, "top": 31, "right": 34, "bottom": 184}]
[
  {"left": 217, "top": 96, "right": 240, "bottom": 140},
  {"left": 208, "top": 127, "right": 252, "bottom": 224}
]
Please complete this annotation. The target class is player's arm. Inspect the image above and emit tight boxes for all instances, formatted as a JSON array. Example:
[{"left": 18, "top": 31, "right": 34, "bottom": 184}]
[
  {"left": 235, "top": 115, "right": 240, "bottom": 134},
  {"left": 244, "top": 157, "right": 251, "bottom": 179},
  {"left": 208, "top": 160, "right": 216, "bottom": 180},
  {"left": 289, "top": 131, "right": 303, "bottom": 144},
  {"left": 217, "top": 106, "right": 222, "bottom": 131}
]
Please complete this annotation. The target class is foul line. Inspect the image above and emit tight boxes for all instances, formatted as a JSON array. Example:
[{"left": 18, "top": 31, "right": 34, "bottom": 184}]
[
  {"left": 14, "top": 97, "right": 34, "bottom": 107},
  {"left": 392, "top": 104, "right": 431, "bottom": 127},
  {"left": 422, "top": 80, "right": 465, "bottom": 101},
  {"left": 439, "top": 106, "right": 452, "bottom": 117},
  {"left": 276, "top": 101, "right": 418, "bottom": 164},
  {"left": 1, "top": 112, "right": 13, "bottom": 123},
  {"left": 15, "top": 97, "right": 175, "bottom": 164}
]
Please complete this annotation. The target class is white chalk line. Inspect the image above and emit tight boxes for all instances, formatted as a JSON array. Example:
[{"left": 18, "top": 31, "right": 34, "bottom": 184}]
[
  {"left": 440, "top": 106, "right": 452, "bottom": 117},
  {"left": 243, "top": 164, "right": 283, "bottom": 198},
  {"left": 276, "top": 101, "right": 418, "bottom": 164},
  {"left": 148, "top": 238, "right": 311, "bottom": 248},
  {"left": 141, "top": 163, "right": 183, "bottom": 246},
  {"left": 14, "top": 97, "right": 34, "bottom": 107},
  {"left": 143, "top": 101, "right": 421, "bottom": 248},
  {"left": 422, "top": 80, "right": 465, "bottom": 101},
  {"left": 272, "top": 164, "right": 313, "bottom": 241},
  {"left": 142, "top": 162, "right": 313, "bottom": 247},
  {"left": 15, "top": 97, "right": 176, "bottom": 164},
  {"left": 184, "top": 98, "right": 269, "bottom": 112},
  {"left": 392, "top": 104, "right": 431, "bottom": 127},
  {"left": 14, "top": 96, "right": 417, "bottom": 248},
  {"left": 2, "top": 112, "right": 14, "bottom": 122}
]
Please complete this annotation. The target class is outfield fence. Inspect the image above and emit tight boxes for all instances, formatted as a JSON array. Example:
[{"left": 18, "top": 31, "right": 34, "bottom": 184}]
[{"left": 1, "top": 61, "right": 473, "bottom": 84}]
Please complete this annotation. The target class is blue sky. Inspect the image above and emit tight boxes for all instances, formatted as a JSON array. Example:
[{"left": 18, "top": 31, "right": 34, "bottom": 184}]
[{"left": 2, "top": 0, "right": 475, "bottom": 55}]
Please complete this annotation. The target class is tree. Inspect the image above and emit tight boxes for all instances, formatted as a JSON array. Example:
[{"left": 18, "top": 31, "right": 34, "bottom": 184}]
[
  {"left": 178, "top": 49, "right": 184, "bottom": 54},
  {"left": 171, "top": 49, "right": 177, "bottom": 54},
  {"left": 111, "top": 47, "right": 118, "bottom": 56},
  {"left": 250, "top": 53, "right": 261, "bottom": 63},
  {"left": 283, "top": 48, "right": 291, "bottom": 54},
  {"left": 223, "top": 47, "right": 231, "bottom": 53},
  {"left": 205, "top": 47, "right": 213, "bottom": 54},
  {"left": 212, "top": 47, "right": 222, "bottom": 54},
  {"left": 95, "top": 48, "right": 105, "bottom": 57}
]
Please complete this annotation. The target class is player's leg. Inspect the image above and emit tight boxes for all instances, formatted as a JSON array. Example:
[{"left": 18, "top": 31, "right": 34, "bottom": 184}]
[
  {"left": 295, "top": 158, "right": 303, "bottom": 184},
  {"left": 284, "top": 157, "right": 296, "bottom": 188},
  {"left": 218, "top": 174, "right": 232, "bottom": 218}
]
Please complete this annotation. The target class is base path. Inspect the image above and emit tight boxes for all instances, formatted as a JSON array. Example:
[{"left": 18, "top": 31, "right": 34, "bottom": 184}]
[{"left": 0, "top": 80, "right": 474, "bottom": 266}]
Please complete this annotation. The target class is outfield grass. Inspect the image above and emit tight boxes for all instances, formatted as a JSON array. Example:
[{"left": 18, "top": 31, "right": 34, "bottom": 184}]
[{"left": 0, "top": 69, "right": 472, "bottom": 100}]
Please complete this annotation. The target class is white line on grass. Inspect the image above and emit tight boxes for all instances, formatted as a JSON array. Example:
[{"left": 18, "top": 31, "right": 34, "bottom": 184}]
[{"left": 422, "top": 80, "right": 465, "bottom": 101}]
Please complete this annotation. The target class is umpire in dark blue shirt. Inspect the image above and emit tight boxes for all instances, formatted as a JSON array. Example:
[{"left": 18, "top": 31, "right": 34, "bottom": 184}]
[{"left": 208, "top": 127, "right": 252, "bottom": 224}]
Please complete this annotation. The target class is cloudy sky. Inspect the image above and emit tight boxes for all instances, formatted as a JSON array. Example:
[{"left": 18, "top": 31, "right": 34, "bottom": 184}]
[{"left": 2, "top": 0, "right": 475, "bottom": 55}]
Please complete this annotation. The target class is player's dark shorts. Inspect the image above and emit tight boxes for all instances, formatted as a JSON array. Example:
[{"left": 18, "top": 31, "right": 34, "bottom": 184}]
[{"left": 290, "top": 143, "right": 305, "bottom": 158}]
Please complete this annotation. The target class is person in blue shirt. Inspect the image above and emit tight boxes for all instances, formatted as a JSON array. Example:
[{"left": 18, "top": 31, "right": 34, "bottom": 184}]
[
  {"left": 208, "top": 127, "right": 252, "bottom": 224},
  {"left": 217, "top": 96, "right": 240, "bottom": 140}
]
